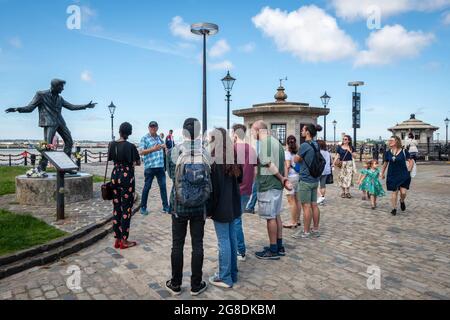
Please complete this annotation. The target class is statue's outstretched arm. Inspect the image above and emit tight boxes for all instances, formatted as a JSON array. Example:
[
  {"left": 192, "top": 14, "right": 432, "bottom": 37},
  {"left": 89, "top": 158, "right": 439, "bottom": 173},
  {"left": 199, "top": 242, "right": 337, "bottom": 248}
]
[
  {"left": 62, "top": 98, "right": 97, "bottom": 111},
  {"left": 6, "top": 93, "right": 41, "bottom": 113}
]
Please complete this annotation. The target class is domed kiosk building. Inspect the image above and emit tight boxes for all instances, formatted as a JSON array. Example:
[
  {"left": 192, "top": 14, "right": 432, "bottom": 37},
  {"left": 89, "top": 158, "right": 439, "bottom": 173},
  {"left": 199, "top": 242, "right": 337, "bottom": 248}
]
[
  {"left": 233, "top": 84, "right": 329, "bottom": 145},
  {"left": 388, "top": 114, "right": 439, "bottom": 144}
]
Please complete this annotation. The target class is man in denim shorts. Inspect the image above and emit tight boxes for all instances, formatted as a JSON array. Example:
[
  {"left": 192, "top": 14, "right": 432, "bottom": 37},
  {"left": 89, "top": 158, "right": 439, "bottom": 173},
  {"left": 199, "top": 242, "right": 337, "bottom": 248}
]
[{"left": 251, "top": 121, "right": 292, "bottom": 260}]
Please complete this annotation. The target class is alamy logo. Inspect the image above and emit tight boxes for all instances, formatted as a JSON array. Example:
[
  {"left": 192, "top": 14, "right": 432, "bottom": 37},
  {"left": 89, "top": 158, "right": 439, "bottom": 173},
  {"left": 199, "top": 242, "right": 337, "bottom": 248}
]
[
  {"left": 66, "top": 265, "right": 82, "bottom": 291},
  {"left": 366, "top": 265, "right": 381, "bottom": 290},
  {"left": 66, "top": 5, "right": 81, "bottom": 30},
  {"left": 366, "top": 5, "right": 382, "bottom": 30}
]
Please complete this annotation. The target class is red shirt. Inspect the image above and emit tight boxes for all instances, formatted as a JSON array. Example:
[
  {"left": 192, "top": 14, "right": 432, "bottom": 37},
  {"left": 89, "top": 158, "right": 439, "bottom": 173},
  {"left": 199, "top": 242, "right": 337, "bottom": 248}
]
[{"left": 235, "top": 143, "right": 257, "bottom": 196}]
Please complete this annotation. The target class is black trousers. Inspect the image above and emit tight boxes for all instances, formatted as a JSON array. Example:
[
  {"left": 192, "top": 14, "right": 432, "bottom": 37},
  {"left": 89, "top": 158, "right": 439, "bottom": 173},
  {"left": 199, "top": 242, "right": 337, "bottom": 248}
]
[{"left": 171, "top": 213, "right": 205, "bottom": 289}]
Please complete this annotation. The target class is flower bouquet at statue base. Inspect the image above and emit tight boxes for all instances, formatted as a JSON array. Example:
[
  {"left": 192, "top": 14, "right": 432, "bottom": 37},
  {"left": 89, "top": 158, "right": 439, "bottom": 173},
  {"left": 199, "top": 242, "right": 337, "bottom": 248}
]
[
  {"left": 26, "top": 167, "right": 48, "bottom": 178},
  {"left": 27, "top": 141, "right": 58, "bottom": 177}
]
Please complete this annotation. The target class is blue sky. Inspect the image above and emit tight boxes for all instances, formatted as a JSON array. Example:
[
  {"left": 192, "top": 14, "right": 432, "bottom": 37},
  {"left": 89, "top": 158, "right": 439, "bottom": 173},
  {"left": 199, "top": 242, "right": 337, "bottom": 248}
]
[{"left": 1, "top": 0, "right": 450, "bottom": 143}]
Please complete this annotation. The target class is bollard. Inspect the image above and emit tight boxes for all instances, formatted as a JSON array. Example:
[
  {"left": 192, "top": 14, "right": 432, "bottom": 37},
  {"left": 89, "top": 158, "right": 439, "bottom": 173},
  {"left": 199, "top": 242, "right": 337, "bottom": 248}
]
[
  {"left": 9, "top": 154, "right": 11, "bottom": 166},
  {"left": 31, "top": 154, "right": 36, "bottom": 166},
  {"left": 76, "top": 146, "right": 81, "bottom": 171},
  {"left": 99, "top": 152, "right": 102, "bottom": 163},
  {"left": 84, "top": 150, "right": 88, "bottom": 164}
]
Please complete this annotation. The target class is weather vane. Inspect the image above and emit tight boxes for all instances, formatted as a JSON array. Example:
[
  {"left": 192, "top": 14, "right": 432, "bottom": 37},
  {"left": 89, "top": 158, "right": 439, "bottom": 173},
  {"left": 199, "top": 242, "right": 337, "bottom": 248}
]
[{"left": 279, "top": 77, "right": 288, "bottom": 88}]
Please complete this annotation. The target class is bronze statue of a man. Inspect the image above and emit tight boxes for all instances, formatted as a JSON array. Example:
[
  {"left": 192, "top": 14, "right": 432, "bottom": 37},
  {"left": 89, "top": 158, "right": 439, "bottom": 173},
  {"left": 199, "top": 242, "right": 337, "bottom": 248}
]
[{"left": 5, "top": 79, "right": 97, "bottom": 171}]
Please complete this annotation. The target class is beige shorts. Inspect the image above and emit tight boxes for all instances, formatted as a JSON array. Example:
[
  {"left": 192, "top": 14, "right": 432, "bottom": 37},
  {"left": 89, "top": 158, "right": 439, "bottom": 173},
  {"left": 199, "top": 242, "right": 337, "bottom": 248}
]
[
  {"left": 257, "top": 189, "right": 283, "bottom": 220},
  {"left": 286, "top": 176, "right": 299, "bottom": 196}
]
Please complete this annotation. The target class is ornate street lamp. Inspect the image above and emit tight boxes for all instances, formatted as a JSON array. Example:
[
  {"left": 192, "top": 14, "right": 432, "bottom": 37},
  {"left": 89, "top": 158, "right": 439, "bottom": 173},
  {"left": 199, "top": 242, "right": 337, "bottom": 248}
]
[
  {"left": 108, "top": 102, "right": 116, "bottom": 141},
  {"left": 191, "top": 22, "right": 219, "bottom": 134},
  {"left": 222, "top": 71, "right": 236, "bottom": 130},
  {"left": 332, "top": 120, "right": 337, "bottom": 146},
  {"left": 321, "top": 92, "right": 331, "bottom": 142},
  {"left": 445, "top": 117, "right": 449, "bottom": 145}
]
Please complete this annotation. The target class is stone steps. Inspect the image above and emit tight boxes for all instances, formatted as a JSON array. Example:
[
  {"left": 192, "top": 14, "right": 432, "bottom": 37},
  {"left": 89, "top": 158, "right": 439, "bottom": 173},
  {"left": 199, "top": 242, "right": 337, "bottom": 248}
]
[{"left": 0, "top": 194, "right": 141, "bottom": 280}]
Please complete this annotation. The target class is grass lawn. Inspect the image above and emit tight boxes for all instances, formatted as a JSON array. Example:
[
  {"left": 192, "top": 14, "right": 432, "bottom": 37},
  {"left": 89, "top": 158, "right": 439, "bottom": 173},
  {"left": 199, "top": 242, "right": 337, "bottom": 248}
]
[
  {"left": 0, "top": 167, "right": 29, "bottom": 196},
  {"left": 0, "top": 209, "right": 67, "bottom": 256},
  {"left": 93, "top": 175, "right": 107, "bottom": 183},
  {"left": 0, "top": 166, "right": 105, "bottom": 195}
]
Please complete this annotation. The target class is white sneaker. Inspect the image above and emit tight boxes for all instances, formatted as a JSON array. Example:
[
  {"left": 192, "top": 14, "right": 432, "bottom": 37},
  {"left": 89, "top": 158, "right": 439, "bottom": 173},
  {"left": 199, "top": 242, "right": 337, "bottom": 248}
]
[
  {"left": 317, "top": 197, "right": 325, "bottom": 205},
  {"left": 209, "top": 275, "right": 232, "bottom": 289},
  {"left": 292, "top": 230, "right": 311, "bottom": 239},
  {"left": 237, "top": 253, "right": 246, "bottom": 262}
]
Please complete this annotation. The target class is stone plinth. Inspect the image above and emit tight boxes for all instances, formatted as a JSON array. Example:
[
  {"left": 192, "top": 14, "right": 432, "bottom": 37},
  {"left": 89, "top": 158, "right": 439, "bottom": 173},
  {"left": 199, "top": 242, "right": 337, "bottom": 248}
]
[{"left": 16, "top": 173, "right": 93, "bottom": 206}]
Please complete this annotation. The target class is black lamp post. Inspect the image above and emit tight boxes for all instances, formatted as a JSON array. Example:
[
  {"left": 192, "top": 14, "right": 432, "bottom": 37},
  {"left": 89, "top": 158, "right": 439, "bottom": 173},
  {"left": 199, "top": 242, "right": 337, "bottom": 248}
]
[
  {"left": 108, "top": 102, "right": 116, "bottom": 141},
  {"left": 348, "top": 81, "right": 365, "bottom": 149},
  {"left": 222, "top": 71, "right": 236, "bottom": 130},
  {"left": 445, "top": 117, "right": 449, "bottom": 145},
  {"left": 332, "top": 120, "right": 337, "bottom": 145},
  {"left": 320, "top": 92, "right": 331, "bottom": 142},
  {"left": 191, "top": 22, "right": 219, "bottom": 134}
]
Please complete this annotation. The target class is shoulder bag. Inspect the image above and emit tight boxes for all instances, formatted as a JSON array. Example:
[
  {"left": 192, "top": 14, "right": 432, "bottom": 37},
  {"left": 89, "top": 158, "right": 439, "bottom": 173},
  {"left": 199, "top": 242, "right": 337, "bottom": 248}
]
[
  {"left": 101, "top": 142, "right": 116, "bottom": 201},
  {"left": 326, "top": 154, "right": 334, "bottom": 184},
  {"left": 335, "top": 148, "right": 349, "bottom": 169}
]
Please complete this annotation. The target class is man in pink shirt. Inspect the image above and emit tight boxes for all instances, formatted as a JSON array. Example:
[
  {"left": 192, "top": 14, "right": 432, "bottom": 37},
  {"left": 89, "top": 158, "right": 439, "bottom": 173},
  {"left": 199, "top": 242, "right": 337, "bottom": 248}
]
[{"left": 232, "top": 124, "right": 257, "bottom": 262}]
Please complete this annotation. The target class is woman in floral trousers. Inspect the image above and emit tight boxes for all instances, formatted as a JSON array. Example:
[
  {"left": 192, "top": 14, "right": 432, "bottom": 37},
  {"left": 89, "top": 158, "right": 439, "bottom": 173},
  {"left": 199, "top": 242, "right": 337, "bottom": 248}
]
[{"left": 108, "top": 122, "right": 141, "bottom": 249}]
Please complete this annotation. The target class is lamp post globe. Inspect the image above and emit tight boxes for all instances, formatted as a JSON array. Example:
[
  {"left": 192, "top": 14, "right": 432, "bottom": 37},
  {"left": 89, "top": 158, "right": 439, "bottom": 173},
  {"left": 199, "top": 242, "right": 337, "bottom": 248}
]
[
  {"left": 191, "top": 22, "right": 219, "bottom": 135},
  {"left": 222, "top": 71, "right": 236, "bottom": 130},
  {"left": 320, "top": 92, "right": 331, "bottom": 142},
  {"left": 332, "top": 120, "right": 337, "bottom": 146},
  {"left": 108, "top": 102, "right": 117, "bottom": 141},
  {"left": 445, "top": 117, "right": 449, "bottom": 145}
]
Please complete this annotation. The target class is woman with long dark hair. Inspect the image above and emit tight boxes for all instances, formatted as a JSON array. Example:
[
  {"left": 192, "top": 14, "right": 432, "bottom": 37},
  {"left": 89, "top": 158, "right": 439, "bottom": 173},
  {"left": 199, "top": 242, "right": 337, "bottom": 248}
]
[
  {"left": 381, "top": 136, "right": 414, "bottom": 216},
  {"left": 333, "top": 135, "right": 357, "bottom": 198},
  {"left": 208, "top": 128, "right": 242, "bottom": 289},
  {"left": 108, "top": 122, "right": 141, "bottom": 249},
  {"left": 283, "top": 135, "right": 302, "bottom": 228}
]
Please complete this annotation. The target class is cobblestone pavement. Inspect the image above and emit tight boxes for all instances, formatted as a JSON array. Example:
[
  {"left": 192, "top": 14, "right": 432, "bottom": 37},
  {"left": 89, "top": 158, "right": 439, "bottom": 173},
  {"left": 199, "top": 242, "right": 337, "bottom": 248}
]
[{"left": 1, "top": 163, "right": 449, "bottom": 300}]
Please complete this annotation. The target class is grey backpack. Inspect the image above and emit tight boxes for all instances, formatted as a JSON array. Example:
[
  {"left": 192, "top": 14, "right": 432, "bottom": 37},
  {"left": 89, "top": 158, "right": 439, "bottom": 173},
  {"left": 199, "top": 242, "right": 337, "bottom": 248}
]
[{"left": 174, "top": 147, "right": 212, "bottom": 208}]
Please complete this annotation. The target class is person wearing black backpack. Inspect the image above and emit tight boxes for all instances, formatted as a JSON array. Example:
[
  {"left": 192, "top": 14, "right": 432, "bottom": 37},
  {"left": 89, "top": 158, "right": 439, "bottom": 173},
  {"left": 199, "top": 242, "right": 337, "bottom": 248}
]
[
  {"left": 292, "top": 124, "right": 325, "bottom": 240},
  {"left": 165, "top": 118, "right": 210, "bottom": 297}
]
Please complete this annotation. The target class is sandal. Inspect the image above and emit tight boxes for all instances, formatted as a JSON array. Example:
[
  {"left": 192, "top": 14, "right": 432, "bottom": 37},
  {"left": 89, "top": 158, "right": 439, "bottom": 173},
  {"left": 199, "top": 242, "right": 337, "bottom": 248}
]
[
  {"left": 340, "top": 193, "right": 346, "bottom": 198},
  {"left": 346, "top": 193, "right": 352, "bottom": 199},
  {"left": 120, "top": 240, "right": 137, "bottom": 249},
  {"left": 283, "top": 223, "right": 298, "bottom": 229}
]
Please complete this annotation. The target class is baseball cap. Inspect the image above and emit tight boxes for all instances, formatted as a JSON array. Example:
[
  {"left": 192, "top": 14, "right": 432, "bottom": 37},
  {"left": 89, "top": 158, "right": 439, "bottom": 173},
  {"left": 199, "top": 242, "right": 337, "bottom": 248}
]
[{"left": 149, "top": 121, "right": 159, "bottom": 128}]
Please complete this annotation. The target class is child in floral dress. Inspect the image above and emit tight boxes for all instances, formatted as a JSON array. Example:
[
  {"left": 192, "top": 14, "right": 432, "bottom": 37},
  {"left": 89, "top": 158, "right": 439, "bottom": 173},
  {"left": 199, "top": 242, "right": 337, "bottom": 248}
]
[
  {"left": 358, "top": 160, "right": 385, "bottom": 209},
  {"left": 357, "top": 162, "right": 369, "bottom": 200}
]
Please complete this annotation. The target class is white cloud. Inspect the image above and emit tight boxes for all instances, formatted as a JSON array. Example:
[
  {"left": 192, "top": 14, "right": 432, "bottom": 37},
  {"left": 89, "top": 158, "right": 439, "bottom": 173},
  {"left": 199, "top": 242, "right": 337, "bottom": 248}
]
[
  {"left": 169, "top": 16, "right": 198, "bottom": 41},
  {"left": 209, "top": 60, "right": 234, "bottom": 71},
  {"left": 443, "top": 11, "right": 450, "bottom": 24},
  {"left": 81, "top": 70, "right": 93, "bottom": 83},
  {"left": 331, "top": 0, "right": 450, "bottom": 20},
  {"left": 355, "top": 25, "right": 434, "bottom": 66},
  {"left": 252, "top": 5, "right": 357, "bottom": 62},
  {"left": 9, "top": 37, "right": 22, "bottom": 48},
  {"left": 209, "top": 39, "right": 230, "bottom": 58},
  {"left": 238, "top": 42, "right": 256, "bottom": 53}
]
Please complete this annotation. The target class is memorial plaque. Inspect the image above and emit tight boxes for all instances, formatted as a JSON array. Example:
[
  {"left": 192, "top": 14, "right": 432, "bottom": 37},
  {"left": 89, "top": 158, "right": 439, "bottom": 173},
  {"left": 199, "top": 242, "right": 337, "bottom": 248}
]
[{"left": 43, "top": 151, "right": 78, "bottom": 172}]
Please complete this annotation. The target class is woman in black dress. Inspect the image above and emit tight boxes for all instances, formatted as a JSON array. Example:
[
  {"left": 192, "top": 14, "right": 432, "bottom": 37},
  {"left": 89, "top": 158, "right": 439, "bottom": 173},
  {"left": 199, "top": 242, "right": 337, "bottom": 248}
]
[
  {"left": 108, "top": 122, "right": 141, "bottom": 249},
  {"left": 381, "top": 136, "right": 414, "bottom": 216}
]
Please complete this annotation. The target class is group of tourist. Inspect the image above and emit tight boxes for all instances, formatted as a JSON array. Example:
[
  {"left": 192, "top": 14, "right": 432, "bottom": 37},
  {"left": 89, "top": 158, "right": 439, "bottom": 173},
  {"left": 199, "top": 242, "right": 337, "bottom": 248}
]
[{"left": 106, "top": 118, "right": 416, "bottom": 296}]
